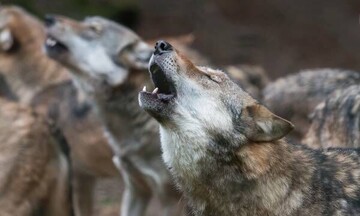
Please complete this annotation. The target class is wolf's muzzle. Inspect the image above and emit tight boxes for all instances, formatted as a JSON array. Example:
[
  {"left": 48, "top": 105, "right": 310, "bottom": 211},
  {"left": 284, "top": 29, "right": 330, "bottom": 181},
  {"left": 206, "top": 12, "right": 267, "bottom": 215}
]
[{"left": 154, "top": 40, "right": 173, "bottom": 55}]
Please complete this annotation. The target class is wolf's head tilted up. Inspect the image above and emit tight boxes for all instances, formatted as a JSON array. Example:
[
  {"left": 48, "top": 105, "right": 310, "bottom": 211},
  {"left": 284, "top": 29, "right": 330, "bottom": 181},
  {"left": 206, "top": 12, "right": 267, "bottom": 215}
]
[
  {"left": 45, "top": 15, "right": 152, "bottom": 93},
  {"left": 140, "top": 41, "right": 360, "bottom": 216},
  {"left": 139, "top": 40, "right": 293, "bottom": 144},
  {"left": 139, "top": 41, "right": 299, "bottom": 215}
]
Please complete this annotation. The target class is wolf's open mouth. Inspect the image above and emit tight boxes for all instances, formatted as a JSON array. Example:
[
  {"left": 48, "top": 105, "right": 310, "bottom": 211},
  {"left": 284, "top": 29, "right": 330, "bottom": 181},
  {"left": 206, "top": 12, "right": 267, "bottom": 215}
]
[
  {"left": 45, "top": 35, "right": 68, "bottom": 53},
  {"left": 141, "top": 62, "right": 176, "bottom": 102}
]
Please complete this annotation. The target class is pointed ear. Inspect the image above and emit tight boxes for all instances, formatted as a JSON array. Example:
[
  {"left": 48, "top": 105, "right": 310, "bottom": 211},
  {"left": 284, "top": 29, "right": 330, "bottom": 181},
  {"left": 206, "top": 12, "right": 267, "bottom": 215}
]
[
  {"left": 0, "top": 28, "right": 13, "bottom": 51},
  {"left": 118, "top": 41, "right": 153, "bottom": 70},
  {"left": 245, "top": 104, "right": 294, "bottom": 142}
]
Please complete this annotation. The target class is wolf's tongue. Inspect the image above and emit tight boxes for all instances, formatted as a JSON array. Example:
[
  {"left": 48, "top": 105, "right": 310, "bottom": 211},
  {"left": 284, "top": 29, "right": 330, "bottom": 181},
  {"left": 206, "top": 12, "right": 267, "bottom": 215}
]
[{"left": 150, "top": 64, "right": 173, "bottom": 95}]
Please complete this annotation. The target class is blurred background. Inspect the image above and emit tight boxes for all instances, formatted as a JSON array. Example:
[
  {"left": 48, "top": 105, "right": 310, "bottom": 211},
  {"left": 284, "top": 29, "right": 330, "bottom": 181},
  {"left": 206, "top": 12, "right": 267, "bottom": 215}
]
[{"left": 3, "top": 0, "right": 360, "bottom": 78}]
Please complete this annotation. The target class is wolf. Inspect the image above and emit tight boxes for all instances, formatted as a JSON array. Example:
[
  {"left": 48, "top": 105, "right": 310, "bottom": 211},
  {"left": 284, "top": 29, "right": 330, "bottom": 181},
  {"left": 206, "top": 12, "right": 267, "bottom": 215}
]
[
  {"left": 149, "top": 36, "right": 269, "bottom": 99},
  {"left": 225, "top": 64, "right": 269, "bottom": 99},
  {"left": 31, "top": 81, "right": 120, "bottom": 216},
  {"left": 139, "top": 41, "right": 360, "bottom": 216},
  {"left": 147, "top": 34, "right": 211, "bottom": 66},
  {"left": 0, "top": 98, "right": 73, "bottom": 216},
  {"left": 303, "top": 85, "right": 360, "bottom": 149},
  {"left": 44, "top": 15, "right": 182, "bottom": 216},
  {"left": 263, "top": 69, "right": 360, "bottom": 140},
  {"left": 0, "top": 5, "right": 69, "bottom": 104},
  {"left": 0, "top": 5, "right": 118, "bottom": 215}
]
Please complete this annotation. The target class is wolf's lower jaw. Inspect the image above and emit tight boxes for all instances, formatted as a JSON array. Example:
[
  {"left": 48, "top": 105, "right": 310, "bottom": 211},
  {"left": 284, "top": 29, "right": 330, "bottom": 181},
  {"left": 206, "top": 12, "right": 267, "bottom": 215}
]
[
  {"left": 45, "top": 36, "right": 68, "bottom": 51},
  {"left": 140, "top": 87, "right": 175, "bottom": 102}
]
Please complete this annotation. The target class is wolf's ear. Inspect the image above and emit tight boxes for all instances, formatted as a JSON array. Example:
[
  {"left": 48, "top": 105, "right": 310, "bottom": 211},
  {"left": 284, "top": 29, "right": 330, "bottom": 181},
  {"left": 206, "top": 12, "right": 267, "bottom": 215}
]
[
  {"left": 0, "top": 28, "right": 13, "bottom": 51},
  {"left": 244, "top": 104, "right": 294, "bottom": 142},
  {"left": 118, "top": 41, "right": 153, "bottom": 70}
]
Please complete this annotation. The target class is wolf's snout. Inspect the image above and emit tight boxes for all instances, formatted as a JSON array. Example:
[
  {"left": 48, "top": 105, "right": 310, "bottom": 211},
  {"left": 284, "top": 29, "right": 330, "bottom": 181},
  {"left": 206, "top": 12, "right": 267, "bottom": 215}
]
[
  {"left": 44, "top": 15, "right": 56, "bottom": 27},
  {"left": 154, "top": 40, "right": 173, "bottom": 55}
]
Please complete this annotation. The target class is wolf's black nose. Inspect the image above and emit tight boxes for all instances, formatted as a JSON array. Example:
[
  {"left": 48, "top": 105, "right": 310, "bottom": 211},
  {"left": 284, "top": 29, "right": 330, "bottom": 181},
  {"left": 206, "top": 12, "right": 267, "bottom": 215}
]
[
  {"left": 154, "top": 40, "right": 173, "bottom": 55},
  {"left": 44, "top": 15, "right": 56, "bottom": 27}
]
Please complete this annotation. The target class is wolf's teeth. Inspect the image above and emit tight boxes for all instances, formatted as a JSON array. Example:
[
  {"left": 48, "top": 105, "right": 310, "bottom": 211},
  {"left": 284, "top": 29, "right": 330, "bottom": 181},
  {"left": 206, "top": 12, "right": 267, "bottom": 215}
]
[
  {"left": 143, "top": 86, "right": 147, "bottom": 92},
  {"left": 152, "top": 87, "right": 159, "bottom": 94},
  {"left": 46, "top": 38, "right": 57, "bottom": 47}
]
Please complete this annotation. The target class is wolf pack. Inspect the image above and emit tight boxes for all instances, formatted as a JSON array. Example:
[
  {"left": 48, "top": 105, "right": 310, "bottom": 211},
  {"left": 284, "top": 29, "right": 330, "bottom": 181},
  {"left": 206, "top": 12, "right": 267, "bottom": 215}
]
[{"left": 0, "top": 5, "right": 359, "bottom": 216}]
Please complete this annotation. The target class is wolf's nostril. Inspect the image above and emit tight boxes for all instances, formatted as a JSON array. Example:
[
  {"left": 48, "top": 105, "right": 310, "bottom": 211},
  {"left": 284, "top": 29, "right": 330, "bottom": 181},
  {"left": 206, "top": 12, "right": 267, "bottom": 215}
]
[
  {"left": 154, "top": 40, "right": 173, "bottom": 55},
  {"left": 159, "top": 42, "right": 166, "bottom": 50},
  {"left": 44, "top": 15, "right": 56, "bottom": 27}
]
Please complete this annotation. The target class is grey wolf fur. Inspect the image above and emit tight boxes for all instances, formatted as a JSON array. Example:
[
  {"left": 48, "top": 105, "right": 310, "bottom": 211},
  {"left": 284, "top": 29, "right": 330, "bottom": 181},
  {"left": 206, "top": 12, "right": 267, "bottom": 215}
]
[
  {"left": 45, "top": 15, "right": 182, "bottom": 216},
  {"left": 0, "top": 6, "right": 118, "bottom": 215},
  {"left": 263, "top": 69, "right": 360, "bottom": 140},
  {"left": 139, "top": 41, "right": 360, "bottom": 216},
  {"left": 0, "top": 5, "right": 69, "bottom": 104},
  {"left": 0, "top": 98, "right": 73, "bottom": 216},
  {"left": 31, "top": 81, "right": 119, "bottom": 216},
  {"left": 303, "top": 85, "right": 360, "bottom": 148},
  {"left": 225, "top": 64, "right": 269, "bottom": 99}
]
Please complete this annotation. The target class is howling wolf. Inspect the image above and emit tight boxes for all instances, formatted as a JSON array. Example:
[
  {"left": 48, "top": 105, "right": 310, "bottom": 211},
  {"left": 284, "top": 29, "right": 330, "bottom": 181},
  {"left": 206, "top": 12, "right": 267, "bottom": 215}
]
[{"left": 139, "top": 41, "right": 360, "bottom": 216}]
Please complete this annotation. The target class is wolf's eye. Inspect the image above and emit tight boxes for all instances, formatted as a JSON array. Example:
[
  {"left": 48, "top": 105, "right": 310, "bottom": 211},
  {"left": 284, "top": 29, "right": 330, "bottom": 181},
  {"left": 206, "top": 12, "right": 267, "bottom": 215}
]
[
  {"left": 88, "top": 22, "right": 103, "bottom": 34},
  {"left": 204, "top": 74, "right": 222, "bottom": 84}
]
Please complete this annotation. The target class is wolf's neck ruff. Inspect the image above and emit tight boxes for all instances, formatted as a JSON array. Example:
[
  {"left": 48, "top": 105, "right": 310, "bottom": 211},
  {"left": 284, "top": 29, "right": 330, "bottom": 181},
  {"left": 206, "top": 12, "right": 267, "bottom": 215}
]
[
  {"left": 98, "top": 69, "right": 153, "bottom": 119},
  {"left": 160, "top": 123, "right": 314, "bottom": 215},
  {"left": 92, "top": 69, "right": 158, "bottom": 151}
]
